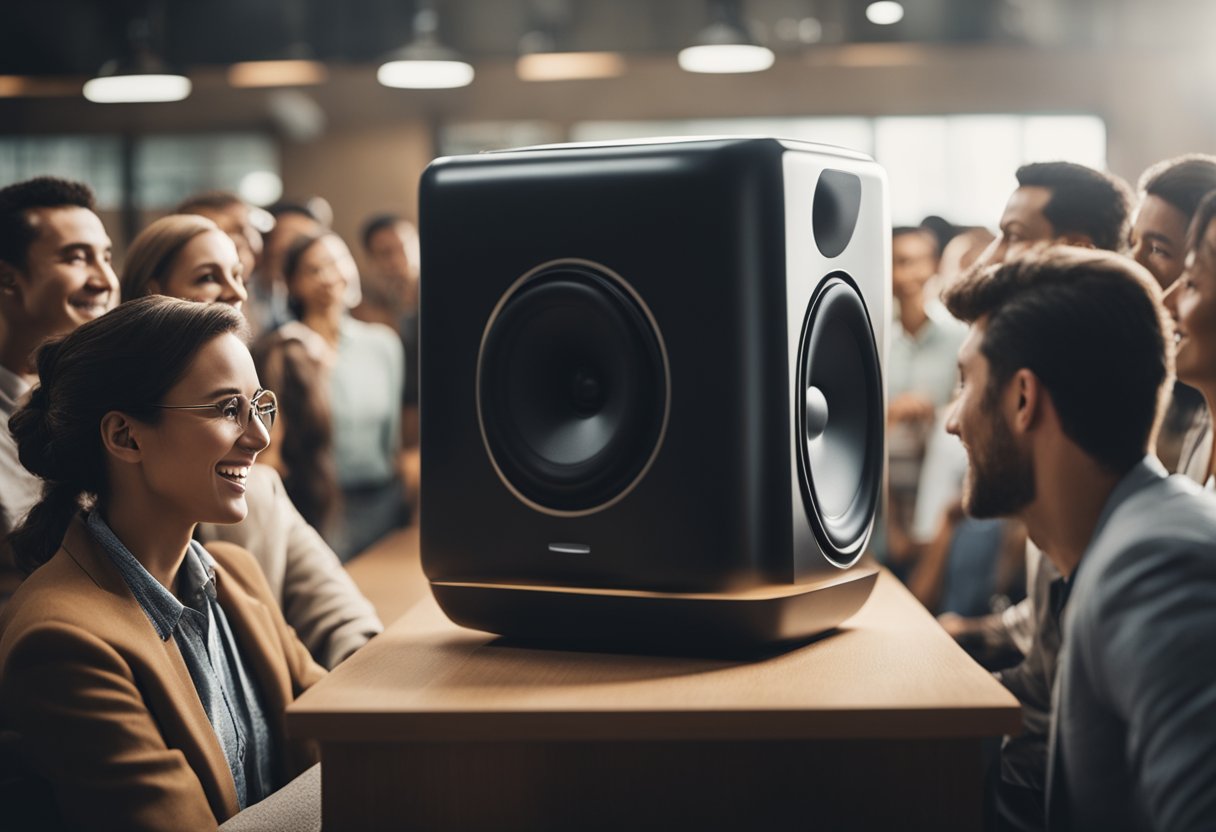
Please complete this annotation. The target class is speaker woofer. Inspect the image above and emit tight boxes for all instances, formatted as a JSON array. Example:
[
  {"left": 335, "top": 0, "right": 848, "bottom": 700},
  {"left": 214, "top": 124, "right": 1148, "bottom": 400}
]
[
  {"left": 796, "top": 274, "right": 883, "bottom": 563},
  {"left": 477, "top": 260, "right": 669, "bottom": 515}
]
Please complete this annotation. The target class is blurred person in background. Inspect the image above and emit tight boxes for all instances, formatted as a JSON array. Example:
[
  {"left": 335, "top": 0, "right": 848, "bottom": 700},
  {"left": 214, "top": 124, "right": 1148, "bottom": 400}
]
[
  {"left": 356, "top": 213, "right": 421, "bottom": 511},
  {"left": 281, "top": 230, "right": 407, "bottom": 560},
  {"left": 251, "top": 328, "right": 342, "bottom": 542},
  {"left": 258, "top": 201, "right": 324, "bottom": 333},
  {"left": 0, "top": 177, "right": 118, "bottom": 601},
  {"left": 1165, "top": 190, "right": 1216, "bottom": 487},
  {"left": 175, "top": 190, "right": 272, "bottom": 335},
  {"left": 1129, "top": 155, "right": 1216, "bottom": 471},
  {"left": 122, "top": 213, "right": 381, "bottom": 668},
  {"left": 885, "top": 225, "right": 966, "bottom": 574}
]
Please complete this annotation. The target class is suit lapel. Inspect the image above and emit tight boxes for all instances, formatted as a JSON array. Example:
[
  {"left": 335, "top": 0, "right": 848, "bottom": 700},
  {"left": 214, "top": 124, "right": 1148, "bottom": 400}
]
[
  {"left": 209, "top": 556, "right": 299, "bottom": 783},
  {"left": 62, "top": 518, "right": 241, "bottom": 818}
]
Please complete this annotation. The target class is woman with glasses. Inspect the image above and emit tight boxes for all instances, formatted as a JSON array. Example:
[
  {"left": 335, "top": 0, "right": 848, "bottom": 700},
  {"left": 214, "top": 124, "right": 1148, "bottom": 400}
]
[
  {"left": 0, "top": 296, "right": 322, "bottom": 829},
  {"left": 121, "top": 215, "right": 381, "bottom": 668},
  {"left": 282, "top": 230, "right": 407, "bottom": 560}
]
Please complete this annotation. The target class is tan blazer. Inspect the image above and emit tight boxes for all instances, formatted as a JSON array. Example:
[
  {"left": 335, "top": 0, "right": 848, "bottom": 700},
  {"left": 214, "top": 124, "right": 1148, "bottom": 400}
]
[
  {"left": 0, "top": 516, "right": 326, "bottom": 831},
  {"left": 197, "top": 464, "right": 382, "bottom": 668}
]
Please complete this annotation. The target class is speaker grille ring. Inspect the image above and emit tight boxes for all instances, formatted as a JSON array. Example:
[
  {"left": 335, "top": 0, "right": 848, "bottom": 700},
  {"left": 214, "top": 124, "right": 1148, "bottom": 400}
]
[
  {"left": 477, "top": 258, "right": 671, "bottom": 517},
  {"left": 795, "top": 273, "right": 884, "bottom": 565}
]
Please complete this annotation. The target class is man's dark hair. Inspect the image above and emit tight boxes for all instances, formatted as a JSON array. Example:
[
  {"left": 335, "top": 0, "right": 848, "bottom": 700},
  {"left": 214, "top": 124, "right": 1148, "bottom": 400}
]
[
  {"left": 1015, "top": 162, "right": 1133, "bottom": 253},
  {"left": 268, "top": 200, "right": 319, "bottom": 222},
  {"left": 1187, "top": 190, "right": 1216, "bottom": 258},
  {"left": 1139, "top": 155, "right": 1216, "bottom": 221},
  {"left": 892, "top": 225, "right": 941, "bottom": 258},
  {"left": 943, "top": 247, "right": 1169, "bottom": 474},
  {"left": 173, "top": 190, "right": 243, "bottom": 215},
  {"left": 0, "top": 176, "right": 96, "bottom": 270},
  {"left": 360, "top": 212, "right": 403, "bottom": 253}
]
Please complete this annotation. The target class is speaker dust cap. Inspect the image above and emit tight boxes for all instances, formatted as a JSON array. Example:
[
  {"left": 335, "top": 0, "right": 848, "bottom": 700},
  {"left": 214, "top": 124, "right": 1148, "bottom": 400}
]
[
  {"left": 477, "top": 259, "right": 670, "bottom": 516},
  {"left": 796, "top": 274, "right": 883, "bottom": 563}
]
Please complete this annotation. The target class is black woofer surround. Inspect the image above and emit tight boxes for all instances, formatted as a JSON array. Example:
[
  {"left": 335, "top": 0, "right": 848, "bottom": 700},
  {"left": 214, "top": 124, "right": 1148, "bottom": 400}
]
[
  {"left": 796, "top": 273, "right": 884, "bottom": 563},
  {"left": 477, "top": 261, "right": 669, "bottom": 515}
]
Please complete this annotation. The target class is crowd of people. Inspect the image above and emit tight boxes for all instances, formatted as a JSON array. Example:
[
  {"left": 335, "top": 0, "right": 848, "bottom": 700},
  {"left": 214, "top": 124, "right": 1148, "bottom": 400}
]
[
  {"left": 0, "top": 176, "right": 421, "bottom": 827},
  {"left": 885, "top": 154, "right": 1216, "bottom": 830},
  {"left": 0, "top": 148, "right": 1214, "bottom": 829}
]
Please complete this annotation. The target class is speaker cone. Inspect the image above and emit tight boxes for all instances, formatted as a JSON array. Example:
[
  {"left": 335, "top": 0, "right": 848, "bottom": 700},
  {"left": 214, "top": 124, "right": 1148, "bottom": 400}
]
[
  {"left": 796, "top": 274, "right": 883, "bottom": 562},
  {"left": 478, "top": 261, "right": 668, "bottom": 514}
]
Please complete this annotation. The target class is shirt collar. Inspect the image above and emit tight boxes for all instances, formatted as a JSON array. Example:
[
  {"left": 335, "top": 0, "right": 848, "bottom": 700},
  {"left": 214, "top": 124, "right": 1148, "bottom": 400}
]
[
  {"left": 86, "top": 511, "right": 216, "bottom": 641},
  {"left": 894, "top": 300, "right": 954, "bottom": 344},
  {"left": 0, "top": 364, "right": 32, "bottom": 415}
]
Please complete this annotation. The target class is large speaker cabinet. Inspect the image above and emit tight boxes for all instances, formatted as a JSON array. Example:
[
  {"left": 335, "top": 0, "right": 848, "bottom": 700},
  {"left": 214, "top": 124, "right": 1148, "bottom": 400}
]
[{"left": 419, "top": 137, "right": 889, "bottom": 650}]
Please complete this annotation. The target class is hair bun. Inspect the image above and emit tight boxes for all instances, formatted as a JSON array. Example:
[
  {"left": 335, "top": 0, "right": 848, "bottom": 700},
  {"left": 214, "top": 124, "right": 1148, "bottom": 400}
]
[{"left": 10, "top": 388, "right": 63, "bottom": 482}]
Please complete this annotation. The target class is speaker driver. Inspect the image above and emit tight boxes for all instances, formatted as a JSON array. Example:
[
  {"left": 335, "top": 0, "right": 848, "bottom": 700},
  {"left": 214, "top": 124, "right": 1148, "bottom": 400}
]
[
  {"left": 796, "top": 274, "right": 883, "bottom": 563},
  {"left": 478, "top": 260, "right": 669, "bottom": 515}
]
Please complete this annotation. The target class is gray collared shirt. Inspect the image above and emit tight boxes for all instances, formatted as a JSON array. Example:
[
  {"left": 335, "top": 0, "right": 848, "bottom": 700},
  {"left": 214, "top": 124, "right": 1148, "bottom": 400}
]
[{"left": 87, "top": 511, "right": 276, "bottom": 809}]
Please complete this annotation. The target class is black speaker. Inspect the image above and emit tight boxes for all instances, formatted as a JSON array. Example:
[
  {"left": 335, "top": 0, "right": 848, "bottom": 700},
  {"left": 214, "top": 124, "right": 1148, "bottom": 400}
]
[{"left": 420, "top": 137, "right": 888, "bottom": 649}]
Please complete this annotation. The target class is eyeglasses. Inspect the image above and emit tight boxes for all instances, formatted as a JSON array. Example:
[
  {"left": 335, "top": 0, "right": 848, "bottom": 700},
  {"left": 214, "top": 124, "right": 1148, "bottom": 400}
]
[{"left": 154, "top": 389, "right": 278, "bottom": 433}]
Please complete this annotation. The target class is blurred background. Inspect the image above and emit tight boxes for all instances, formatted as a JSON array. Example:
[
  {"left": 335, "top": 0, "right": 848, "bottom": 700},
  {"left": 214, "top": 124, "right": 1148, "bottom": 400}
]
[{"left": 2, "top": 0, "right": 1214, "bottom": 268}]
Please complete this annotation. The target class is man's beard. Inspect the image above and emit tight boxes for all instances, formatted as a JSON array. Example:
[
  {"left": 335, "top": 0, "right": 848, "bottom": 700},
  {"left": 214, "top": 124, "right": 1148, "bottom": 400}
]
[{"left": 964, "top": 413, "right": 1035, "bottom": 518}]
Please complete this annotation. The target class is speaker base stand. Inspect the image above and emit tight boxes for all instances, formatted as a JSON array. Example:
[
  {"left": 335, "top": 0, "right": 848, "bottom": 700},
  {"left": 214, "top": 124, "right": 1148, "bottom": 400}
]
[{"left": 429, "top": 567, "right": 878, "bottom": 655}]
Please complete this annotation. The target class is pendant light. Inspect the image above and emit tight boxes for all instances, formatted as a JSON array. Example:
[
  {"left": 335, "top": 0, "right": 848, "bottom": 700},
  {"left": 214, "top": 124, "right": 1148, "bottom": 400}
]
[
  {"left": 378, "top": 1, "right": 474, "bottom": 90},
  {"left": 83, "top": 9, "right": 190, "bottom": 104},
  {"left": 678, "top": 0, "right": 774, "bottom": 74}
]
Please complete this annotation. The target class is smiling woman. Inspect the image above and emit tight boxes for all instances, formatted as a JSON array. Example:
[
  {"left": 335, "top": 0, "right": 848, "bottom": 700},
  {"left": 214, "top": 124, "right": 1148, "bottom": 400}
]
[
  {"left": 1164, "top": 192, "right": 1216, "bottom": 482},
  {"left": 0, "top": 295, "right": 325, "bottom": 829},
  {"left": 120, "top": 213, "right": 247, "bottom": 309}
]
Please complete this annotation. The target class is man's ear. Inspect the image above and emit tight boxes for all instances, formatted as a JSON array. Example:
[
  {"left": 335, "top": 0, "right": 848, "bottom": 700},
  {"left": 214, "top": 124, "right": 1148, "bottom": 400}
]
[
  {"left": 1008, "top": 368, "right": 1042, "bottom": 434},
  {"left": 1056, "top": 232, "right": 1096, "bottom": 250},
  {"left": 0, "top": 261, "right": 21, "bottom": 296},
  {"left": 100, "top": 411, "right": 143, "bottom": 464}
]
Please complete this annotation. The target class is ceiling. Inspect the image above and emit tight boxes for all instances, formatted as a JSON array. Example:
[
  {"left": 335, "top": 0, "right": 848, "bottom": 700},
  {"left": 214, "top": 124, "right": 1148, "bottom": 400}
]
[{"left": 2, "top": 0, "right": 1211, "bottom": 78}]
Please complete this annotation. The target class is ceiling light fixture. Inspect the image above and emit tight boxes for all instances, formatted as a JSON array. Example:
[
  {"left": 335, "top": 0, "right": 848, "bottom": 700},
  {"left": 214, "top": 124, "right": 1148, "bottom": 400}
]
[
  {"left": 679, "top": 0, "right": 774, "bottom": 75},
  {"left": 83, "top": 10, "right": 190, "bottom": 104},
  {"left": 378, "top": 2, "right": 474, "bottom": 90},
  {"left": 517, "top": 51, "right": 626, "bottom": 82},
  {"left": 228, "top": 60, "right": 328, "bottom": 88},
  {"left": 865, "top": 2, "right": 905, "bottom": 26}
]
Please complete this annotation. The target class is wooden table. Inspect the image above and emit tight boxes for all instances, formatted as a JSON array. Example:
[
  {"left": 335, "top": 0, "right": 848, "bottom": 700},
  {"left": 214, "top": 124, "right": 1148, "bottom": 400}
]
[{"left": 294, "top": 540, "right": 1020, "bottom": 831}]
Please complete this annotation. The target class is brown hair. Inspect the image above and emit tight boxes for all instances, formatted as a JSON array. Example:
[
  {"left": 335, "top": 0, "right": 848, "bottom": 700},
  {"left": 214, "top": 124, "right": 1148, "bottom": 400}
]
[
  {"left": 120, "top": 214, "right": 219, "bottom": 301},
  {"left": 9, "top": 296, "right": 247, "bottom": 572},
  {"left": 252, "top": 332, "right": 341, "bottom": 534},
  {"left": 943, "top": 247, "right": 1170, "bottom": 474}
]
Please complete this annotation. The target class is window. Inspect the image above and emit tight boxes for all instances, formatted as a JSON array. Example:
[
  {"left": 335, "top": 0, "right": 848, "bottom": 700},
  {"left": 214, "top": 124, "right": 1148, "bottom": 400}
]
[{"left": 560, "top": 113, "right": 1107, "bottom": 227}]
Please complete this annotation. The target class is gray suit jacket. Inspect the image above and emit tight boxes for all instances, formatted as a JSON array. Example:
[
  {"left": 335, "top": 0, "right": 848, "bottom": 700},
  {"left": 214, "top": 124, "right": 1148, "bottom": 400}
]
[{"left": 1047, "top": 457, "right": 1216, "bottom": 831}]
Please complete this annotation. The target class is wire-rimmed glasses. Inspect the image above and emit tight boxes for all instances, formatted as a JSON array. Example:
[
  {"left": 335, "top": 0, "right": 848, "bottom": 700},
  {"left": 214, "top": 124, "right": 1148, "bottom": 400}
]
[{"left": 154, "top": 388, "right": 278, "bottom": 433}]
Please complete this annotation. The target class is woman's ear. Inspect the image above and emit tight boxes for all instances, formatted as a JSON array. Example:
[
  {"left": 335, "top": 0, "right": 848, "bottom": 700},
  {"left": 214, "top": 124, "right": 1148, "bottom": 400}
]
[{"left": 100, "top": 411, "right": 142, "bottom": 464}]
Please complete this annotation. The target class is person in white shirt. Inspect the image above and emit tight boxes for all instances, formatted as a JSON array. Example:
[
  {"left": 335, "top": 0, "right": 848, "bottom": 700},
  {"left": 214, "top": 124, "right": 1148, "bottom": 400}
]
[{"left": 0, "top": 178, "right": 118, "bottom": 566}]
